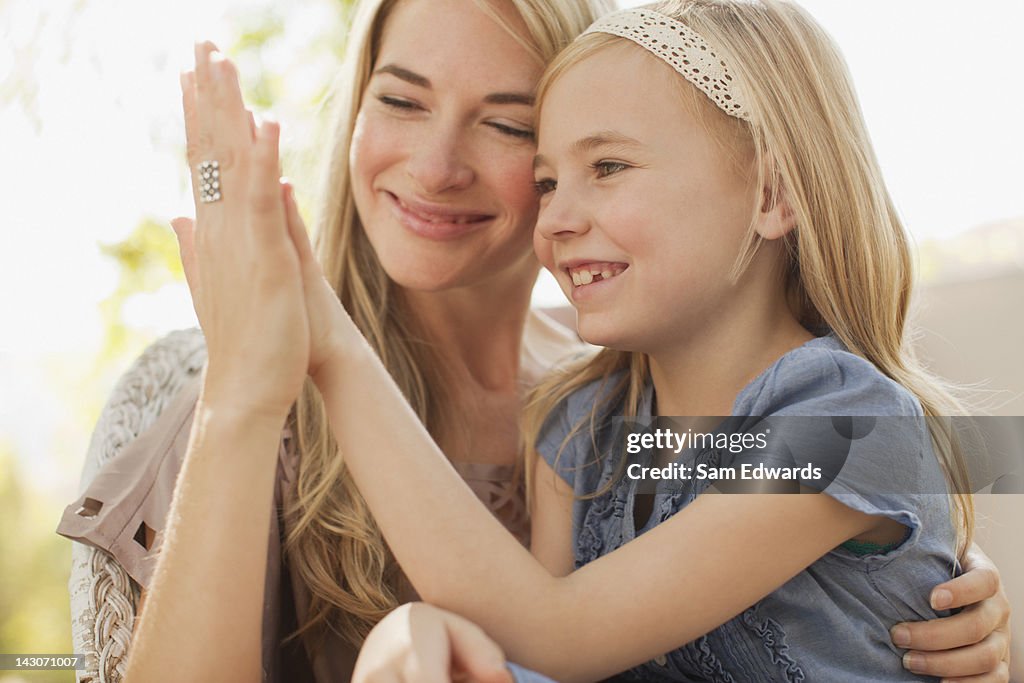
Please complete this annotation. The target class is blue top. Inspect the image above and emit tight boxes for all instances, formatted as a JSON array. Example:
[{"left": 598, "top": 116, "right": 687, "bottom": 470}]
[{"left": 535, "top": 335, "right": 958, "bottom": 682}]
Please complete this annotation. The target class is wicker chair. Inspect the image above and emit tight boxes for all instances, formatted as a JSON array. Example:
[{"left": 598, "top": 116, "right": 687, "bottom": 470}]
[{"left": 66, "top": 329, "right": 206, "bottom": 682}]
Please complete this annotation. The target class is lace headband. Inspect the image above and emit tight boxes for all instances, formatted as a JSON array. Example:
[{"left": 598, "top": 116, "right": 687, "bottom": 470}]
[{"left": 582, "top": 8, "right": 751, "bottom": 122}]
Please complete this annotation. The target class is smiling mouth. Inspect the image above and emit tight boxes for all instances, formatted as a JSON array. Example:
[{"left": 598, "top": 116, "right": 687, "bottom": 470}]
[
  {"left": 566, "top": 262, "right": 629, "bottom": 287},
  {"left": 389, "top": 192, "right": 492, "bottom": 225}
]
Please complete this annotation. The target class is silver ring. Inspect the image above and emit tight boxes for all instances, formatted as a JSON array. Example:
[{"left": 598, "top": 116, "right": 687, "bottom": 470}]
[{"left": 198, "top": 160, "right": 221, "bottom": 203}]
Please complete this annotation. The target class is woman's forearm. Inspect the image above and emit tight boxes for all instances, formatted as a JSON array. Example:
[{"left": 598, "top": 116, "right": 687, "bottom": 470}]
[{"left": 123, "top": 395, "right": 286, "bottom": 683}]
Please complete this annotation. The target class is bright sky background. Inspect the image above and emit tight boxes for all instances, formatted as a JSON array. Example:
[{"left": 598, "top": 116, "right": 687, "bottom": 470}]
[{"left": 1, "top": 0, "right": 1023, "bottom": 489}]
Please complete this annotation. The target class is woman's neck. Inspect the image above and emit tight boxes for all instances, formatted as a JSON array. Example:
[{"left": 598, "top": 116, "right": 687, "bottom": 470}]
[{"left": 402, "top": 264, "right": 538, "bottom": 393}]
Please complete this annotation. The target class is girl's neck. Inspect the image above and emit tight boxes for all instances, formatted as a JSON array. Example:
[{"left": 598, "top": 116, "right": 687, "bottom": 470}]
[
  {"left": 648, "top": 271, "right": 813, "bottom": 418},
  {"left": 402, "top": 262, "right": 539, "bottom": 393}
]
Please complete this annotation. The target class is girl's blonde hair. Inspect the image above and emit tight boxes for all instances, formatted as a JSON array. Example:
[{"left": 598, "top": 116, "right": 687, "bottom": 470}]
[
  {"left": 524, "top": 0, "right": 973, "bottom": 554},
  {"left": 284, "top": 0, "right": 614, "bottom": 653}
]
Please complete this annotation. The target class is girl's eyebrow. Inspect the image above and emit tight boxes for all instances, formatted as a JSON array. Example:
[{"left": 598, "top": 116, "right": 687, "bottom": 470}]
[
  {"left": 373, "top": 63, "right": 534, "bottom": 106},
  {"left": 570, "top": 131, "right": 643, "bottom": 155},
  {"left": 534, "top": 131, "right": 643, "bottom": 170}
]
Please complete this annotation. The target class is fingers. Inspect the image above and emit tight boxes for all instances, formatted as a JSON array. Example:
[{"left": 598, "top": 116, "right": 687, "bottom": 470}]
[
  {"left": 893, "top": 598, "right": 1006, "bottom": 652},
  {"left": 247, "top": 120, "right": 289, "bottom": 249},
  {"left": 170, "top": 217, "right": 199, "bottom": 288},
  {"left": 180, "top": 70, "right": 201, "bottom": 207},
  {"left": 940, "top": 548, "right": 1002, "bottom": 611},
  {"left": 901, "top": 630, "right": 1010, "bottom": 679},
  {"left": 939, "top": 661, "right": 1010, "bottom": 683},
  {"left": 281, "top": 181, "right": 316, "bottom": 268},
  {"left": 191, "top": 41, "right": 252, "bottom": 209},
  {"left": 170, "top": 217, "right": 203, "bottom": 324},
  {"left": 444, "top": 613, "right": 512, "bottom": 683}
]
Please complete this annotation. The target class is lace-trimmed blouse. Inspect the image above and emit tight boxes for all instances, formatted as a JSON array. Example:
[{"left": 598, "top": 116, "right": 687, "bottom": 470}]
[{"left": 57, "top": 308, "right": 588, "bottom": 682}]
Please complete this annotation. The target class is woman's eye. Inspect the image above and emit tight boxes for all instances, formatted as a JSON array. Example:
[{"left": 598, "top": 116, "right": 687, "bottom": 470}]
[
  {"left": 378, "top": 96, "right": 422, "bottom": 111},
  {"left": 533, "top": 178, "right": 557, "bottom": 196},
  {"left": 593, "top": 160, "right": 628, "bottom": 178},
  {"left": 487, "top": 122, "right": 535, "bottom": 141}
]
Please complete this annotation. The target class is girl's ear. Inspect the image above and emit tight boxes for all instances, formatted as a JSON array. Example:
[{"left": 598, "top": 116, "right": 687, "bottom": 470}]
[{"left": 755, "top": 181, "right": 797, "bottom": 241}]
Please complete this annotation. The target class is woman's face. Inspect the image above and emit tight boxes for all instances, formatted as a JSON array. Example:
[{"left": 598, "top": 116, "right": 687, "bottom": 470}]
[
  {"left": 350, "top": 0, "right": 543, "bottom": 292},
  {"left": 533, "top": 43, "right": 756, "bottom": 352}
]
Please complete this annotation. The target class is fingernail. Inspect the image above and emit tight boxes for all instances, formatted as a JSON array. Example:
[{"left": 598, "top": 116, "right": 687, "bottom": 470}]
[
  {"left": 930, "top": 588, "right": 952, "bottom": 610},
  {"left": 890, "top": 625, "right": 911, "bottom": 648},
  {"left": 902, "top": 652, "right": 924, "bottom": 673}
]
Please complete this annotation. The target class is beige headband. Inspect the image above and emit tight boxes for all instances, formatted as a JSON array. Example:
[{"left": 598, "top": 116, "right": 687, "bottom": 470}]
[{"left": 582, "top": 8, "right": 751, "bottom": 121}]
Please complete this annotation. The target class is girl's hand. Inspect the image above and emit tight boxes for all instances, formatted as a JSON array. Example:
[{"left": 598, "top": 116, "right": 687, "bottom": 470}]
[
  {"left": 891, "top": 544, "right": 1011, "bottom": 680},
  {"left": 173, "top": 42, "right": 308, "bottom": 419},
  {"left": 352, "top": 603, "right": 514, "bottom": 683}
]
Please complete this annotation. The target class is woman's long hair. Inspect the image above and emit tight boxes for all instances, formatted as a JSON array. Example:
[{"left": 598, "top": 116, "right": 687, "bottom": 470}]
[
  {"left": 523, "top": 0, "right": 973, "bottom": 556},
  {"left": 283, "top": 0, "right": 613, "bottom": 653}
]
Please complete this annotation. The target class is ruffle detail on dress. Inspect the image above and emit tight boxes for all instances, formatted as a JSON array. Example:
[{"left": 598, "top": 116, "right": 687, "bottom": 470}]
[{"left": 740, "top": 607, "right": 806, "bottom": 682}]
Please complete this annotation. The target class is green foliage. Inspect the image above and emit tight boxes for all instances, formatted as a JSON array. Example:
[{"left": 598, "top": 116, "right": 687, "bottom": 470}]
[
  {"left": 0, "top": 443, "right": 73, "bottom": 682},
  {"left": 96, "top": 217, "right": 185, "bottom": 368},
  {"left": 1, "top": 2, "right": 354, "bottom": 673}
]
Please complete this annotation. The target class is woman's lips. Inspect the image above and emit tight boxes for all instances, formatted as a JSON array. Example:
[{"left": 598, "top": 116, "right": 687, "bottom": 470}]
[{"left": 385, "top": 192, "right": 494, "bottom": 241}]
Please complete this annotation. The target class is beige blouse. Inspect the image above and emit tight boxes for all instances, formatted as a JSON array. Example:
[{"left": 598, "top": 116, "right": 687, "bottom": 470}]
[{"left": 57, "top": 309, "right": 587, "bottom": 683}]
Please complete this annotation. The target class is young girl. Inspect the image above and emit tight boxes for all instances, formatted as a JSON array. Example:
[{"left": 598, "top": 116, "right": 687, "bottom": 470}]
[{"left": 298, "top": 0, "right": 995, "bottom": 680}]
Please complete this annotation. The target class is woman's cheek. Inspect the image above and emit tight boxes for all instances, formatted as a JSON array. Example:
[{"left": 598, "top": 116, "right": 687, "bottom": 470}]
[{"left": 493, "top": 148, "right": 541, "bottom": 232}]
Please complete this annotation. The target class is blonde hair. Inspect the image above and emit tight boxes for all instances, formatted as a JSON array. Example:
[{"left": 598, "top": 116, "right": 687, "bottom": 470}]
[
  {"left": 283, "top": 0, "right": 614, "bottom": 653},
  {"left": 525, "top": 0, "right": 973, "bottom": 554}
]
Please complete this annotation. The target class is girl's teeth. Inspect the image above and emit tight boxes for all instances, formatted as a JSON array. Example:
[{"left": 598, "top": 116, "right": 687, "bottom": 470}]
[
  {"left": 572, "top": 272, "right": 582, "bottom": 286},
  {"left": 601, "top": 271, "right": 612, "bottom": 280},
  {"left": 579, "top": 271, "right": 594, "bottom": 285}
]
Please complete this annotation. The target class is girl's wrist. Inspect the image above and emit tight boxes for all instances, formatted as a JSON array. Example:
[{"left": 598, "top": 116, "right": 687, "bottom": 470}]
[{"left": 310, "top": 335, "right": 374, "bottom": 395}]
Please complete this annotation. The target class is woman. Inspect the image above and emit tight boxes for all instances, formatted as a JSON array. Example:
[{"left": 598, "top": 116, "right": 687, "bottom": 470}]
[
  {"left": 61, "top": 1, "right": 609, "bottom": 681},
  {"left": 58, "top": 0, "right": 1009, "bottom": 681}
]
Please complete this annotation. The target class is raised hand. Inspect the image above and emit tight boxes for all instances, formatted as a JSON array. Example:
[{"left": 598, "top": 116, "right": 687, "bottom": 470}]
[{"left": 174, "top": 42, "right": 309, "bottom": 420}]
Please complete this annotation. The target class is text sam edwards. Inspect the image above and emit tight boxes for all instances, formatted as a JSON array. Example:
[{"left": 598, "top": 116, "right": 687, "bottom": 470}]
[{"left": 627, "top": 462, "right": 823, "bottom": 481}]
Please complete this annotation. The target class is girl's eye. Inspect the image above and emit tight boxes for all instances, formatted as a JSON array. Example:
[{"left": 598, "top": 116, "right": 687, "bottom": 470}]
[
  {"left": 533, "top": 178, "right": 557, "bottom": 196},
  {"left": 593, "top": 160, "right": 629, "bottom": 178},
  {"left": 487, "top": 122, "right": 535, "bottom": 141},
  {"left": 378, "top": 95, "right": 422, "bottom": 111}
]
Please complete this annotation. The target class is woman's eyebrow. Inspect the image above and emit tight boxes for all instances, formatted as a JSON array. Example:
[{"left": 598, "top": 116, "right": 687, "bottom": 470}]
[
  {"left": 374, "top": 64, "right": 532, "bottom": 106},
  {"left": 374, "top": 64, "right": 431, "bottom": 88},
  {"left": 484, "top": 92, "right": 535, "bottom": 106}
]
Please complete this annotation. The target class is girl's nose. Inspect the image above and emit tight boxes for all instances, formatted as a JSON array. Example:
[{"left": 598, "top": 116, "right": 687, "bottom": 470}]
[
  {"left": 535, "top": 184, "right": 590, "bottom": 243},
  {"left": 405, "top": 126, "right": 475, "bottom": 195}
]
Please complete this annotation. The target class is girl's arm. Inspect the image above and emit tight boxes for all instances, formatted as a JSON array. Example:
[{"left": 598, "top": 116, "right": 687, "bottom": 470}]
[{"left": 312, "top": 342, "right": 878, "bottom": 683}]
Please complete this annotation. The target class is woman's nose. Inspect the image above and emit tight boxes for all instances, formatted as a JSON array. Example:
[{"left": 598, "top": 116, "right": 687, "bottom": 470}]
[
  {"left": 405, "top": 126, "right": 475, "bottom": 195},
  {"left": 535, "top": 184, "right": 590, "bottom": 243}
]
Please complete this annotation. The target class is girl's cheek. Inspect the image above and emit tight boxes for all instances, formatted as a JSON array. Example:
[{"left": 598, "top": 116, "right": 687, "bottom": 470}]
[{"left": 532, "top": 225, "right": 555, "bottom": 271}]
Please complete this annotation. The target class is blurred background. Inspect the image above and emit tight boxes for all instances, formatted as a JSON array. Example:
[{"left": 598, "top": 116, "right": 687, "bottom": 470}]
[{"left": 1, "top": 0, "right": 1022, "bottom": 681}]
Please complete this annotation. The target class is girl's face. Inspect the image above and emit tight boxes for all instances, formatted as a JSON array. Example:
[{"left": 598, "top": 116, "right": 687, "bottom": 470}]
[
  {"left": 350, "top": 0, "right": 543, "bottom": 292},
  {"left": 533, "top": 42, "right": 757, "bottom": 352}
]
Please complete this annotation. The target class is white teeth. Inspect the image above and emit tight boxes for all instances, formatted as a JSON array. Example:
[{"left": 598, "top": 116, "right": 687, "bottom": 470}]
[
  {"left": 579, "top": 271, "right": 593, "bottom": 285},
  {"left": 572, "top": 271, "right": 582, "bottom": 286},
  {"left": 601, "top": 270, "right": 612, "bottom": 280}
]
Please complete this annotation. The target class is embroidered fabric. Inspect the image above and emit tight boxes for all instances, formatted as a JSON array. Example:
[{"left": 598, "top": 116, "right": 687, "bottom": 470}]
[{"left": 582, "top": 8, "right": 751, "bottom": 121}]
